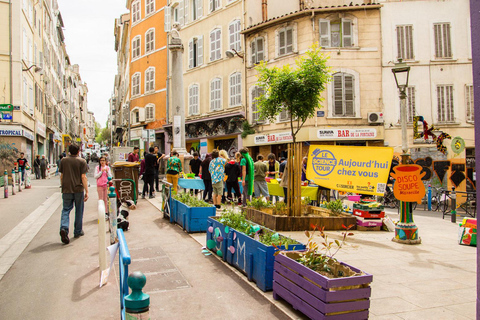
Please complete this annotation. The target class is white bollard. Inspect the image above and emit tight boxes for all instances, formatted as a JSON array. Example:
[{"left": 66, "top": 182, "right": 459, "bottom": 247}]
[
  {"left": 11, "top": 169, "right": 15, "bottom": 196},
  {"left": 98, "top": 200, "right": 108, "bottom": 276}
]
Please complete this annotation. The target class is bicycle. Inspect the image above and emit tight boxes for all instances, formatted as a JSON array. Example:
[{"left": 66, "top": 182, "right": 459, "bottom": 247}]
[
  {"left": 382, "top": 187, "right": 418, "bottom": 210},
  {"left": 430, "top": 187, "right": 448, "bottom": 212}
]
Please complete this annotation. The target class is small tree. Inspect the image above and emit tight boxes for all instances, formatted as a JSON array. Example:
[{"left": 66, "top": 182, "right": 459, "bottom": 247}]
[
  {"left": 0, "top": 139, "right": 19, "bottom": 172},
  {"left": 255, "top": 44, "right": 330, "bottom": 215}
]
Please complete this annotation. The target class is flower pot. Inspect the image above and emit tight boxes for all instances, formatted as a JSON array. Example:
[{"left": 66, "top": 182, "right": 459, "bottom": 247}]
[
  {"left": 274, "top": 251, "right": 372, "bottom": 319},
  {"left": 170, "top": 198, "right": 216, "bottom": 232}
]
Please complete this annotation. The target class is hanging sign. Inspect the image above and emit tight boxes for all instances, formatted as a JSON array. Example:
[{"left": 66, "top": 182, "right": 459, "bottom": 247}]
[
  {"left": 391, "top": 164, "right": 426, "bottom": 203},
  {"left": 306, "top": 145, "right": 393, "bottom": 196},
  {"left": 0, "top": 104, "right": 13, "bottom": 112},
  {"left": 451, "top": 136, "right": 465, "bottom": 154}
]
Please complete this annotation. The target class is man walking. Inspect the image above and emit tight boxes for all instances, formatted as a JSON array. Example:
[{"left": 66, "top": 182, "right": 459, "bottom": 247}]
[
  {"left": 209, "top": 149, "right": 226, "bottom": 209},
  {"left": 144, "top": 147, "right": 157, "bottom": 198},
  {"left": 40, "top": 155, "right": 49, "bottom": 179},
  {"left": 59, "top": 144, "right": 89, "bottom": 244},
  {"left": 33, "top": 155, "right": 41, "bottom": 179},
  {"left": 154, "top": 146, "right": 164, "bottom": 192},
  {"left": 254, "top": 154, "right": 269, "bottom": 199},
  {"left": 17, "top": 152, "right": 28, "bottom": 183}
]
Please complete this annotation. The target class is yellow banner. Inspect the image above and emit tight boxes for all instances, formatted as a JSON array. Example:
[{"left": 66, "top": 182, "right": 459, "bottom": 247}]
[{"left": 306, "top": 145, "right": 394, "bottom": 196}]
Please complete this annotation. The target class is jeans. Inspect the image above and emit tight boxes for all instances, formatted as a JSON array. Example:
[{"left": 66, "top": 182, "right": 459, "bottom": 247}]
[
  {"left": 154, "top": 167, "right": 159, "bottom": 191},
  {"left": 226, "top": 180, "right": 241, "bottom": 200},
  {"left": 242, "top": 181, "right": 251, "bottom": 206},
  {"left": 203, "top": 179, "right": 213, "bottom": 201},
  {"left": 144, "top": 173, "right": 155, "bottom": 196},
  {"left": 20, "top": 168, "right": 25, "bottom": 181},
  {"left": 60, "top": 192, "right": 85, "bottom": 236}
]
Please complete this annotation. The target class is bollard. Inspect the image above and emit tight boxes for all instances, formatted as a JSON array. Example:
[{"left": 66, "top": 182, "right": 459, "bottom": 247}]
[
  {"left": 24, "top": 167, "right": 31, "bottom": 189},
  {"left": 450, "top": 187, "right": 456, "bottom": 223},
  {"left": 427, "top": 185, "right": 432, "bottom": 211},
  {"left": 4, "top": 170, "right": 8, "bottom": 198},
  {"left": 11, "top": 169, "right": 15, "bottom": 196},
  {"left": 98, "top": 200, "right": 108, "bottom": 277},
  {"left": 17, "top": 168, "right": 21, "bottom": 192},
  {"left": 125, "top": 271, "right": 150, "bottom": 320},
  {"left": 108, "top": 185, "right": 118, "bottom": 245}
]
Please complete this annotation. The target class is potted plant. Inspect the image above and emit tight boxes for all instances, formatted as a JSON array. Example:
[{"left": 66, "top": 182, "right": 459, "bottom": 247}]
[
  {"left": 273, "top": 225, "right": 373, "bottom": 319},
  {"left": 247, "top": 198, "right": 274, "bottom": 215},
  {"left": 206, "top": 210, "right": 305, "bottom": 291},
  {"left": 170, "top": 193, "right": 216, "bottom": 232}
]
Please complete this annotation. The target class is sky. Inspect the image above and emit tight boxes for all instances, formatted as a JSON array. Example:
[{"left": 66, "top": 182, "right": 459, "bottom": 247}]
[{"left": 57, "top": 0, "right": 127, "bottom": 128}]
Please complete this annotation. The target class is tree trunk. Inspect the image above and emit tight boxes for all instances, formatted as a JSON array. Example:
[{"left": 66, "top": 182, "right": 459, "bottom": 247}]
[{"left": 287, "top": 142, "right": 303, "bottom": 217}]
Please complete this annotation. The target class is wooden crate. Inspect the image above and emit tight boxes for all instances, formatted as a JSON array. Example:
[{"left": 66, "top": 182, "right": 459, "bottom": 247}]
[
  {"left": 357, "top": 225, "right": 382, "bottom": 231},
  {"left": 353, "top": 209, "right": 385, "bottom": 219},
  {"left": 274, "top": 251, "right": 372, "bottom": 319}
]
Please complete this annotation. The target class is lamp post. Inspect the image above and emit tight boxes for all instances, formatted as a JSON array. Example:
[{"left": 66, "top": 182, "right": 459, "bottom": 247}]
[{"left": 391, "top": 59, "right": 421, "bottom": 244}]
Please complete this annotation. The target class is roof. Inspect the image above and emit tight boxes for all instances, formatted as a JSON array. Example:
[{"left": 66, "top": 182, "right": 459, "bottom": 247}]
[{"left": 242, "top": 2, "right": 382, "bottom": 34}]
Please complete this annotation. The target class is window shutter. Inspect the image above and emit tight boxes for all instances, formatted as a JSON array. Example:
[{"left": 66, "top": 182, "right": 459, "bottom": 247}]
[
  {"left": 210, "top": 81, "right": 214, "bottom": 110},
  {"left": 209, "top": 0, "right": 214, "bottom": 12},
  {"left": 319, "top": 19, "right": 330, "bottom": 47},
  {"left": 197, "top": 36, "right": 203, "bottom": 66},
  {"left": 189, "top": 86, "right": 193, "bottom": 114},
  {"left": 229, "top": 22, "right": 235, "bottom": 49},
  {"left": 396, "top": 26, "right": 404, "bottom": 59},
  {"left": 342, "top": 19, "right": 352, "bottom": 47},
  {"left": 286, "top": 28, "right": 293, "bottom": 53},
  {"left": 139, "top": 108, "right": 146, "bottom": 122},
  {"left": 434, "top": 24, "right": 442, "bottom": 58},
  {"left": 257, "top": 38, "right": 264, "bottom": 62},
  {"left": 216, "top": 0, "right": 220, "bottom": 10},
  {"left": 344, "top": 75, "right": 354, "bottom": 116},
  {"left": 197, "top": 0, "right": 203, "bottom": 18},
  {"left": 194, "top": 85, "right": 199, "bottom": 114},
  {"left": 210, "top": 31, "right": 215, "bottom": 61},
  {"left": 236, "top": 73, "right": 241, "bottom": 105},
  {"left": 333, "top": 74, "right": 343, "bottom": 116},
  {"left": 189, "top": 39, "right": 194, "bottom": 69},
  {"left": 164, "top": 5, "right": 171, "bottom": 32},
  {"left": 184, "top": 0, "right": 189, "bottom": 24},
  {"left": 406, "top": 25, "right": 414, "bottom": 59},
  {"left": 216, "top": 29, "right": 221, "bottom": 60},
  {"left": 251, "top": 40, "right": 256, "bottom": 64},
  {"left": 279, "top": 107, "right": 288, "bottom": 121},
  {"left": 279, "top": 30, "right": 285, "bottom": 55},
  {"left": 229, "top": 75, "right": 234, "bottom": 106},
  {"left": 178, "top": 1, "right": 184, "bottom": 26},
  {"left": 444, "top": 24, "right": 451, "bottom": 58}
]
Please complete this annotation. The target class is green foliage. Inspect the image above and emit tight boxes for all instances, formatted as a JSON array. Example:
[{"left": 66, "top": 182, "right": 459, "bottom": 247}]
[
  {"left": 246, "top": 198, "right": 273, "bottom": 210},
  {"left": 241, "top": 121, "right": 256, "bottom": 139},
  {"left": 218, "top": 210, "right": 299, "bottom": 247},
  {"left": 325, "top": 199, "right": 344, "bottom": 216},
  {"left": 274, "top": 201, "right": 287, "bottom": 215},
  {"left": 255, "top": 43, "right": 330, "bottom": 142},
  {"left": 97, "top": 126, "right": 111, "bottom": 144},
  {"left": 0, "top": 139, "right": 18, "bottom": 172},
  {"left": 174, "top": 193, "right": 211, "bottom": 207}
]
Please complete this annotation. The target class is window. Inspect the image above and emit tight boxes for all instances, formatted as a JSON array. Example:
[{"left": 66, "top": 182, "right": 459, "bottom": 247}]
[
  {"left": 332, "top": 73, "right": 355, "bottom": 117},
  {"left": 132, "top": 0, "right": 141, "bottom": 23},
  {"left": 251, "top": 86, "right": 264, "bottom": 122},
  {"left": 279, "top": 106, "right": 291, "bottom": 122},
  {"left": 210, "top": 77, "right": 222, "bottom": 110},
  {"left": 135, "top": 110, "right": 140, "bottom": 123},
  {"left": 132, "top": 73, "right": 141, "bottom": 96},
  {"left": 278, "top": 26, "right": 293, "bottom": 56},
  {"left": 320, "top": 19, "right": 353, "bottom": 48},
  {"left": 23, "top": 29, "right": 28, "bottom": 61},
  {"left": 396, "top": 25, "right": 414, "bottom": 61},
  {"left": 146, "top": 104, "right": 155, "bottom": 121},
  {"left": 209, "top": 0, "right": 221, "bottom": 12},
  {"left": 188, "top": 36, "right": 204, "bottom": 68},
  {"left": 437, "top": 85, "right": 454, "bottom": 122},
  {"left": 173, "top": 1, "right": 188, "bottom": 26},
  {"left": 466, "top": 85, "right": 474, "bottom": 122},
  {"left": 189, "top": 84, "right": 199, "bottom": 115},
  {"left": 434, "top": 23, "right": 452, "bottom": 59},
  {"left": 210, "top": 28, "right": 221, "bottom": 61},
  {"left": 251, "top": 37, "right": 264, "bottom": 65},
  {"left": 164, "top": 5, "right": 171, "bottom": 31},
  {"left": 406, "top": 87, "right": 416, "bottom": 123},
  {"left": 229, "top": 20, "right": 241, "bottom": 51},
  {"left": 191, "top": 0, "right": 203, "bottom": 21},
  {"left": 145, "top": 67, "right": 155, "bottom": 92},
  {"left": 146, "top": 29, "right": 155, "bottom": 53},
  {"left": 229, "top": 72, "right": 241, "bottom": 107},
  {"left": 146, "top": 0, "right": 155, "bottom": 15},
  {"left": 132, "top": 36, "right": 141, "bottom": 59}
]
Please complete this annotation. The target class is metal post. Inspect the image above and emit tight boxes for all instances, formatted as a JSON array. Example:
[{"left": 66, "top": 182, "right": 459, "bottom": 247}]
[
  {"left": 4, "top": 170, "right": 8, "bottom": 198},
  {"left": 451, "top": 187, "right": 457, "bottom": 223},
  {"left": 427, "top": 184, "right": 432, "bottom": 211},
  {"left": 98, "top": 200, "right": 107, "bottom": 276},
  {"left": 17, "top": 167, "right": 21, "bottom": 192},
  {"left": 125, "top": 271, "right": 150, "bottom": 320},
  {"left": 108, "top": 185, "right": 118, "bottom": 245},
  {"left": 11, "top": 169, "right": 15, "bottom": 196}
]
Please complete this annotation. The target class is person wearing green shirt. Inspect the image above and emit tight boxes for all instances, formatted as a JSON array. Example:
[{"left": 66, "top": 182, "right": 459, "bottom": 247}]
[
  {"left": 240, "top": 147, "right": 254, "bottom": 206},
  {"left": 166, "top": 150, "right": 183, "bottom": 194}
]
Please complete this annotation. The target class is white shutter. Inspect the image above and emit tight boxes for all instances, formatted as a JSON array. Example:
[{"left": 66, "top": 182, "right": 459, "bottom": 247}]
[
  {"left": 197, "top": 35, "right": 203, "bottom": 66},
  {"left": 344, "top": 75, "right": 354, "bottom": 116},
  {"left": 189, "top": 39, "right": 194, "bottom": 69},
  {"left": 230, "top": 74, "right": 235, "bottom": 106},
  {"left": 164, "top": 6, "right": 171, "bottom": 32},
  {"left": 216, "top": 0, "right": 221, "bottom": 9},
  {"left": 209, "top": 0, "right": 214, "bottom": 12},
  {"left": 229, "top": 22, "right": 235, "bottom": 49},
  {"left": 139, "top": 108, "right": 146, "bottom": 122},
  {"left": 184, "top": 0, "right": 189, "bottom": 24},
  {"left": 257, "top": 38, "right": 264, "bottom": 62},
  {"left": 197, "top": 0, "right": 203, "bottom": 19},
  {"left": 189, "top": 86, "right": 193, "bottom": 114},
  {"left": 279, "top": 107, "right": 288, "bottom": 121},
  {"left": 210, "top": 31, "right": 215, "bottom": 61},
  {"left": 251, "top": 40, "right": 256, "bottom": 64},
  {"left": 319, "top": 19, "right": 330, "bottom": 47},
  {"left": 286, "top": 28, "right": 293, "bottom": 53},
  {"left": 342, "top": 19, "right": 352, "bottom": 47},
  {"left": 210, "top": 81, "right": 214, "bottom": 110},
  {"left": 194, "top": 85, "right": 199, "bottom": 114},
  {"left": 333, "top": 74, "right": 343, "bottom": 116},
  {"left": 178, "top": 1, "right": 184, "bottom": 26},
  {"left": 216, "top": 29, "right": 221, "bottom": 60},
  {"left": 279, "top": 30, "right": 285, "bottom": 55}
]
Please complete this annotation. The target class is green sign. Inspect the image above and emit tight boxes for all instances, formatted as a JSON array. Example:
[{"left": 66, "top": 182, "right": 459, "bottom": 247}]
[
  {"left": 451, "top": 136, "right": 465, "bottom": 154},
  {"left": 0, "top": 104, "right": 13, "bottom": 112}
]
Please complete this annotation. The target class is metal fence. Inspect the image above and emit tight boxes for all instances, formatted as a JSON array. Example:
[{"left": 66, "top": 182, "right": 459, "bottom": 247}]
[{"left": 117, "top": 229, "right": 131, "bottom": 320}]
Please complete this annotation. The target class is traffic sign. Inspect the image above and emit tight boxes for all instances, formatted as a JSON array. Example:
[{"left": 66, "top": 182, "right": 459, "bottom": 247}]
[{"left": 0, "top": 104, "right": 13, "bottom": 112}]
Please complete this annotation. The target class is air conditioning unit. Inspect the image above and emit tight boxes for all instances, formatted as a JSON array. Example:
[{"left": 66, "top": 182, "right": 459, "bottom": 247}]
[{"left": 368, "top": 112, "right": 384, "bottom": 124}]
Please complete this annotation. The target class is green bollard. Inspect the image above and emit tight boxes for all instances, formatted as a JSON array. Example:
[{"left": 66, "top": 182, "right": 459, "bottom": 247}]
[
  {"left": 4, "top": 170, "right": 8, "bottom": 198},
  {"left": 125, "top": 271, "right": 150, "bottom": 320}
]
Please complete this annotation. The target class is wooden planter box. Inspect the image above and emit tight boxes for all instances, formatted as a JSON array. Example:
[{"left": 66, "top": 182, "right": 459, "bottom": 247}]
[
  {"left": 206, "top": 217, "right": 305, "bottom": 291},
  {"left": 274, "top": 251, "right": 372, "bottom": 319},
  {"left": 170, "top": 198, "right": 216, "bottom": 232},
  {"left": 244, "top": 207, "right": 357, "bottom": 231}
]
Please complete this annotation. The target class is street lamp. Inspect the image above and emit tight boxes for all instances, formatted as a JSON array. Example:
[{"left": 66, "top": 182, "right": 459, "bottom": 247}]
[
  {"left": 22, "top": 65, "right": 43, "bottom": 73},
  {"left": 225, "top": 48, "right": 244, "bottom": 59},
  {"left": 391, "top": 59, "right": 421, "bottom": 244}
]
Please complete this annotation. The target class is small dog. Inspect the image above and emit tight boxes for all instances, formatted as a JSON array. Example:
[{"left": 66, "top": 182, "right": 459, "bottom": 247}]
[{"left": 116, "top": 199, "right": 136, "bottom": 231}]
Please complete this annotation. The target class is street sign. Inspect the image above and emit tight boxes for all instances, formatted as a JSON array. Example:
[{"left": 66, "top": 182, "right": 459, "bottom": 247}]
[
  {"left": 317, "top": 111, "right": 325, "bottom": 117},
  {"left": 0, "top": 104, "right": 13, "bottom": 112},
  {"left": 2, "top": 113, "right": 13, "bottom": 120}
]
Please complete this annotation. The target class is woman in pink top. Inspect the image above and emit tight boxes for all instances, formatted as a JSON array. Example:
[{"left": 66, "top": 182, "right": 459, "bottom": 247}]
[{"left": 94, "top": 156, "right": 112, "bottom": 217}]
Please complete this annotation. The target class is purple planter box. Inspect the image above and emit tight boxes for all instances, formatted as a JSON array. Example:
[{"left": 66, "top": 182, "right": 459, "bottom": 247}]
[
  {"left": 355, "top": 217, "right": 383, "bottom": 227},
  {"left": 273, "top": 251, "right": 372, "bottom": 320}
]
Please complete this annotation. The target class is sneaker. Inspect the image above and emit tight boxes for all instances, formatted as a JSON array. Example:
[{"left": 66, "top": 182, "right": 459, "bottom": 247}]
[
  {"left": 60, "top": 229, "right": 69, "bottom": 244},
  {"left": 215, "top": 204, "right": 221, "bottom": 209},
  {"left": 149, "top": 195, "right": 155, "bottom": 199},
  {"left": 142, "top": 194, "right": 146, "bottom": 199},
  {"left": 74, "top": 231, "right": 85, "bottom": 238}
]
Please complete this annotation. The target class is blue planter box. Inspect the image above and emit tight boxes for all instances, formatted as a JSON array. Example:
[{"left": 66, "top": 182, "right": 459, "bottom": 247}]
[
  {"left": 170, "top": 198, "right": 216, "bottom": 232},
  {"left": 206, "top": 217, "right": 305, "bottom": 291}
]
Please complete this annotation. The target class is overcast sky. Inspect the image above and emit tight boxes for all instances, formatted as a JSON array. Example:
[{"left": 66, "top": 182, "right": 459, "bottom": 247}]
[{"left": 58, "top": 0, "right": 127, "bottom": 128}]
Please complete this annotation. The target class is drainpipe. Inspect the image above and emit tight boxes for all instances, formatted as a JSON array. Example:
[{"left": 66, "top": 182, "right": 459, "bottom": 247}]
[{"left": 9, "top": 0, "right": 13, "bottom": 106}]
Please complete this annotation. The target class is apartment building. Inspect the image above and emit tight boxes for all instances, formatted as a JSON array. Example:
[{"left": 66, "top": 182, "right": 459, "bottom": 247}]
[
  {"left": 0, "top": 0, "right": 89, "bottom": 164},
  {"left": 242, "top": 0, "right": 384, "bottom": 158},
  {"left": 125, "top": 0, "right": 169, "bottom": 153}
]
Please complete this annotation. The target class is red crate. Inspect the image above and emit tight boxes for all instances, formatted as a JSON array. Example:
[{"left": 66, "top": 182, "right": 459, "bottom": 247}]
[{"left": 353, "top": 209, "right": 385, "bottom": 219}]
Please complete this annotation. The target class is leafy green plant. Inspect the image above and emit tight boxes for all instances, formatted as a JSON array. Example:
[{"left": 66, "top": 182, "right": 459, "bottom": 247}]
[
  {"left": 325, "top": 199, "right": 344, "bottom": 216},
  {"left": 241, "top": 121, "right": 256, "bottom": 139},
  {"left": 274, "top": 201, "right": 287, "bottom": 215},
  {"left": 174, "top": 193, "right": 211, "bottom": 207},
  {"left": 0, "top": 139, "right": 18, "bottom": 172},
  {"left": 246, "top": 198, "right": 273, "bottom": 210}
]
